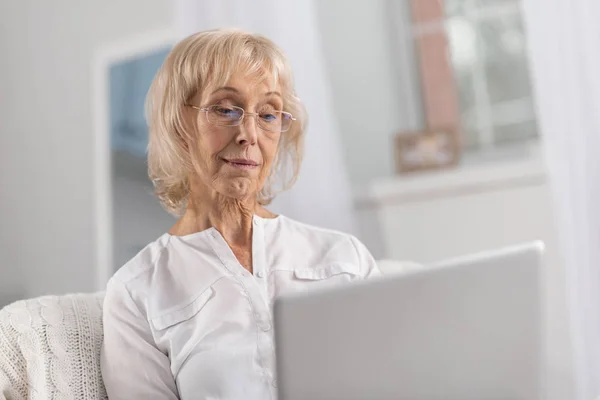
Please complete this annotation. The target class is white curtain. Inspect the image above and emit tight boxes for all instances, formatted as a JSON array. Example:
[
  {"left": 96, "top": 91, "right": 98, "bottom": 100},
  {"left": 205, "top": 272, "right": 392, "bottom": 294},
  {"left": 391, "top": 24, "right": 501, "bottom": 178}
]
[
  {"left": 522, "top": 2, "right": 600, "bottom": 399},
  {"left": 174, "top": 0, "right": 357, "bottom": 235}
]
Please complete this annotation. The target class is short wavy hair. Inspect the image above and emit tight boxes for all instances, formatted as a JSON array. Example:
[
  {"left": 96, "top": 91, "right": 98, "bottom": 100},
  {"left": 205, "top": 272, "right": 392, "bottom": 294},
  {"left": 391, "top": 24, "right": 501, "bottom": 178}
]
[{"left": 146, "top": 29, "right": 307, "bottom": 216}]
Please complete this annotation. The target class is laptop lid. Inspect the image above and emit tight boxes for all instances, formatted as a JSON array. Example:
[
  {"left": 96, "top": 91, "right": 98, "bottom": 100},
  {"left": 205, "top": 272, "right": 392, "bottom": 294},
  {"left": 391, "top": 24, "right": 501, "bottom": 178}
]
[{"left": 274, "top": 242, "right": 545, "bottom": 400}]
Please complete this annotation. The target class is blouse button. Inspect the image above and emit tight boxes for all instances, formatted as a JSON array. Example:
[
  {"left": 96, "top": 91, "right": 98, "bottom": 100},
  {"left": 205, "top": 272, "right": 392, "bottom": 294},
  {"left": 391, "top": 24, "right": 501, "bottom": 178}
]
[{"left": 256, "top": 270, "right": 265, "bottom": 278}]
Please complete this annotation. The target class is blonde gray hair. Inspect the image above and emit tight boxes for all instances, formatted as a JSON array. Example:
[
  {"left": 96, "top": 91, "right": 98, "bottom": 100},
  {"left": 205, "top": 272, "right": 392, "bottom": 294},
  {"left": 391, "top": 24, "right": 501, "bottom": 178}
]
[{"left": 146, "top": 29, "right": 306, "bottom": 216}]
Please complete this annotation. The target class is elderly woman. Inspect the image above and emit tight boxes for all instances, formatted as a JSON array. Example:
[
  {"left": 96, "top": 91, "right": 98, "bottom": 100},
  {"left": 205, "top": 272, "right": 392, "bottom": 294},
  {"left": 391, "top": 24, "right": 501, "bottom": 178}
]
[{"left": 100, "top": 29, "right": 380, "bottom": 399}]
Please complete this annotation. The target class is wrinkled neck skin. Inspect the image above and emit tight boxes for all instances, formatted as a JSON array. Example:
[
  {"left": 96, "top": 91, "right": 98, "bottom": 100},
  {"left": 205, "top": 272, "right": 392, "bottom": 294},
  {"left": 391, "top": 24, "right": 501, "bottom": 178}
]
[{"left": 168, "top": 178, "right": 276, "bottom": 249}]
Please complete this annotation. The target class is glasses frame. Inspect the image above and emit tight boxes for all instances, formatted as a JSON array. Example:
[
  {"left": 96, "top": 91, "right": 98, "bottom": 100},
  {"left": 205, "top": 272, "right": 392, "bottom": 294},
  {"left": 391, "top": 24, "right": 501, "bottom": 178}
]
[{"left": 187, "top": 104, "right": 296, "bottom": 133}]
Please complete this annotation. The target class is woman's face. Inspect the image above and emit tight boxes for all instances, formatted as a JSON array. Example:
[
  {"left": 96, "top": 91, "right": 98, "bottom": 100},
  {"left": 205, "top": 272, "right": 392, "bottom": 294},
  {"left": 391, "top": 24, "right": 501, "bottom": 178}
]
[{"left": 185, "top": 72, "right": 283, "bottom": 201}]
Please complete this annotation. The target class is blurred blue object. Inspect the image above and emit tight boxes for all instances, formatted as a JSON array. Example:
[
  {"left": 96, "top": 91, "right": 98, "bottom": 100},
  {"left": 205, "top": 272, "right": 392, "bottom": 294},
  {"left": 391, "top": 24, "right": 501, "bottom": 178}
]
[{"left": 109, "top": 47, "right": 170, "bottom": 158}]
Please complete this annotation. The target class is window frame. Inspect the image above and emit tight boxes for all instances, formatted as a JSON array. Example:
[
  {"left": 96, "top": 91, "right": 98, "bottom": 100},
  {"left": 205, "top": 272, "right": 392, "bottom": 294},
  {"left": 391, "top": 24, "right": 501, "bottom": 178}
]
[{"left": 408, "top": 0, "right": 537, "bottom": 150}]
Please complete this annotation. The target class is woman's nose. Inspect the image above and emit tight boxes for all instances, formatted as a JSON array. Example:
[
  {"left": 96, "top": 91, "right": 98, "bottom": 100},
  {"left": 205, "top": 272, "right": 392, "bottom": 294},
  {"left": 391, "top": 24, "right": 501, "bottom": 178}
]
[{"left": 236, "top": 115, "right": 259, "bottom": 146}]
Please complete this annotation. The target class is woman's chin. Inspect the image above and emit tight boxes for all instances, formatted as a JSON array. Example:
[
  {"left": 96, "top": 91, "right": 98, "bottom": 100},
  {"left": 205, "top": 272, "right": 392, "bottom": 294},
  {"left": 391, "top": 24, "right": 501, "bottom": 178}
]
[{"left": 216, "top": 179, "right": 259, "bottom": 202}]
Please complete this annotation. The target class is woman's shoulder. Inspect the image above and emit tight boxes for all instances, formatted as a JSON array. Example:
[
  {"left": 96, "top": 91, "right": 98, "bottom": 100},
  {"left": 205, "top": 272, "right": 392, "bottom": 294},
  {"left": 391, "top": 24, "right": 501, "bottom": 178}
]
[
  {"left": 274, "top": 216, "right": 370, "bottom": 259},
  {"left": 277, "top": 215, "right": 360, "bottom": 244},
  {"left": 110, "top": 234, "right": 172, "bottom": 286},
  {"left": 272, "top": 216, "right": 378, "bottom": 278}
]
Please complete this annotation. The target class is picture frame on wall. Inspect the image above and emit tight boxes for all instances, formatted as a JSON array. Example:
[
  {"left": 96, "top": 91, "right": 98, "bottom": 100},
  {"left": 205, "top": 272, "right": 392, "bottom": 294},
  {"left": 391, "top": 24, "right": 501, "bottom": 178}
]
[{"left": 394, "top": 129, "right": 460, "bottom": 174}]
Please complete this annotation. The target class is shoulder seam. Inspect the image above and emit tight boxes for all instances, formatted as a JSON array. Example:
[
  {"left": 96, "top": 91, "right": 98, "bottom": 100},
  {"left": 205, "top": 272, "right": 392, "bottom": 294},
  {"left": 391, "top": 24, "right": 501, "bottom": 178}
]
[
  {"left": 113, "top": 235, "right": 172, "bottom": 285},
  {"left": 110, "top": 278, "right": 145, "bottom": 319}
]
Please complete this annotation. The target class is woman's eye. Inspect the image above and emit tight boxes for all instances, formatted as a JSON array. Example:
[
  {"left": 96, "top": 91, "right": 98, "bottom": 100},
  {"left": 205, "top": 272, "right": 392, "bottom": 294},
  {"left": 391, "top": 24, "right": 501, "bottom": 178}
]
[
  {"left": 215, "top": 106, "right": 234, "bottom": 115},
  {"left": 260, "top": 112, "right": 277, "bottom": 121},
  {"left": 213, "top": 106, "right": 243, "bottom": 120},
  {"left": 260, "top": 111, "right": 281, "bottom": 122}
]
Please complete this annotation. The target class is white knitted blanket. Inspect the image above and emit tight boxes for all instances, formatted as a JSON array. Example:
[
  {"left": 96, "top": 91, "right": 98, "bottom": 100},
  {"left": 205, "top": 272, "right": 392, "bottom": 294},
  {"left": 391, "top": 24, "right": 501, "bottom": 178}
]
[{"left": 0, "top": 293, "right": 107, "bottom": 400}]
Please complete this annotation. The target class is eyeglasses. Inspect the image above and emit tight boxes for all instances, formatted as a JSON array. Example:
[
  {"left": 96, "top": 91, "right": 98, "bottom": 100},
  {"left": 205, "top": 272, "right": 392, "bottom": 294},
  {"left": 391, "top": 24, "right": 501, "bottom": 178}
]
[{"left": 187, "top": 104, "right": 296, "bottom": 133}]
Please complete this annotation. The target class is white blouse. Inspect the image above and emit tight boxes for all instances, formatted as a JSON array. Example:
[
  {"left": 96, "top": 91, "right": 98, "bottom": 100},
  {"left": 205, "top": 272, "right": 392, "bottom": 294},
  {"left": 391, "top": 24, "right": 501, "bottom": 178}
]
[{"left": 100, "top": 215, "right": 380, "bottom": 400}]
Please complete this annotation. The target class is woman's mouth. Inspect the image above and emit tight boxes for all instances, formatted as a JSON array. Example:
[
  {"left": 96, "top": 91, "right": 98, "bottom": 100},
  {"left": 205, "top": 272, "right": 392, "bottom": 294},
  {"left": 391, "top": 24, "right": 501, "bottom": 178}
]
[{"left": 223, "top": 158, "right": 260, "bottom": 170}]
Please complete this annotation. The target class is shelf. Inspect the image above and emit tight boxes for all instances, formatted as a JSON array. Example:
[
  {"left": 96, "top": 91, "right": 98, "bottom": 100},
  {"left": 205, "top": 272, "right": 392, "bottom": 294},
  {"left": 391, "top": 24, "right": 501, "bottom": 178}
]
[{"left": 356, "top": 142, "right": 546, "bottom": 208}]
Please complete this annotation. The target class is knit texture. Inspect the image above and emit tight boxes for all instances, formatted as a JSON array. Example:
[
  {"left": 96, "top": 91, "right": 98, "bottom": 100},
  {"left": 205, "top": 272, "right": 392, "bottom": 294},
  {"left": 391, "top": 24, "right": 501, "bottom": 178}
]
[{"left": 0, "top": 292, "right": 107, "bottom": 400}]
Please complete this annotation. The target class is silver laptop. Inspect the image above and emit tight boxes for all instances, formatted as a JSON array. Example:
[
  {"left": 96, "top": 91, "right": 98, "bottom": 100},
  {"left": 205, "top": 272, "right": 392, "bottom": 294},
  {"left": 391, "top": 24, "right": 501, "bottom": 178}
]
[{"left": 274, "top": 242, "right": 545, "bottom": 400}]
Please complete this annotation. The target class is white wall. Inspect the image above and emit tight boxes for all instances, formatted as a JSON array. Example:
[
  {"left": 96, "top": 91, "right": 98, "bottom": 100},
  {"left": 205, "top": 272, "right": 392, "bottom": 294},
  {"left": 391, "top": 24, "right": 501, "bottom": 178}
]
[
  {"left": 0, "top": 0, "right": 172, "bottom": 298},
  {"left": 314, "top": 0, "right": 421, "bottom": 188}
]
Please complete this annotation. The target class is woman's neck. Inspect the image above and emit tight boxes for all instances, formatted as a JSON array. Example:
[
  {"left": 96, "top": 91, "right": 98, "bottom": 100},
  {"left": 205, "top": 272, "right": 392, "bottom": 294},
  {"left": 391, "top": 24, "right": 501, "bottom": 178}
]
[{"left": 168, "top": 189, "right": 276, "bottom": 247}]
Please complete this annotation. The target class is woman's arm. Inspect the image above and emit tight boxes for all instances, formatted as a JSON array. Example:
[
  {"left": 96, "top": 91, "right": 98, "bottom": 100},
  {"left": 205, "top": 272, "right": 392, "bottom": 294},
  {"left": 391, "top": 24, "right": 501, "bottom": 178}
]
[{"left": 101, "top": 279, "right": 179, "bottom": 400}]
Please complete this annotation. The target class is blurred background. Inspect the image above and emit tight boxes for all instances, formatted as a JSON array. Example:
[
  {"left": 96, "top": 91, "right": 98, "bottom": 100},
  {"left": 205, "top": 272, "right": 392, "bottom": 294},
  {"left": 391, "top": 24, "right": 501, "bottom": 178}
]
[{"left": 1, "top": 0, "right": 599, "bottom": 399}]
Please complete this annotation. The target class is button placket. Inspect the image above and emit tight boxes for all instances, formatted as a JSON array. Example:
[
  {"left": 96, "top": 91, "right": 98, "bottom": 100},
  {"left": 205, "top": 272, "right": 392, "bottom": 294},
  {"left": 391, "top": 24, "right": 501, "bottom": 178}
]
[
  {"left": 249, "top": 217, "right": 270, "bottom": 316},
  {"left": 208, "top": 219, "right": 276, "bottom": 376},
  {"left": 250, "top": 216, "right": 277, "bottom": 376},
  {"left": 247, "top": 289, "right": 270, "bottom": 330},
  {"left": 252, "top": 216, "right": 271, "bottom": 302}
]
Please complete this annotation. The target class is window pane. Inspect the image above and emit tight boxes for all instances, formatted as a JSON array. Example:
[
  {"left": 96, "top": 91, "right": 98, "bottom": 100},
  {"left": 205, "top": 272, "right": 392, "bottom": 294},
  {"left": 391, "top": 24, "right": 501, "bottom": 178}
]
[
  {"left": 490, "top": 97, "right": 536, "bottom": 126},
  {"left": 493, "top": 120, "right": 538, "bottom": 145},
  {"left": 446, "top": 16, "right": 481, "bottom": 149},
  {"left": 455, "top": 68, "right": 477, "bottom": 120},
  {"left": 411, "top": 0, "right": 538, "bottom": 149},
  {"left": 480, "top": 12, "right": 533, "bottom": 103},
  {"left": 445, "top": 0, "right": 470, "bottom": 16},
  {"left": 462, "top": 109, "right": 482, "bottom": 149},
  {"left": 453, "top": 57, "right": 480, "bottom": 149}
]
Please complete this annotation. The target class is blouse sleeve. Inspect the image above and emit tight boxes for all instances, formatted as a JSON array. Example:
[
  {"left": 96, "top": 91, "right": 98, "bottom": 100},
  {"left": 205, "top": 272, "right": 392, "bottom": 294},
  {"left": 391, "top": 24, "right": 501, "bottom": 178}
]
[
  {"left": 350, "top": 235, "right": 382, "bottom": 279},
  {"left": 101, "top": 278, "right": 179, "bottom": 400}
]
